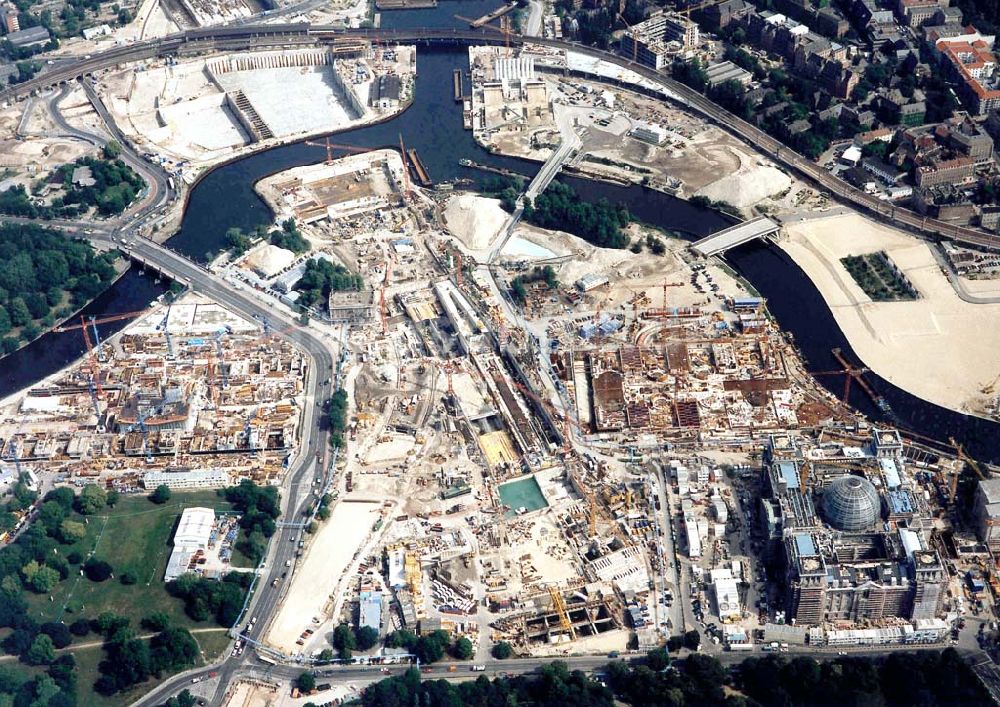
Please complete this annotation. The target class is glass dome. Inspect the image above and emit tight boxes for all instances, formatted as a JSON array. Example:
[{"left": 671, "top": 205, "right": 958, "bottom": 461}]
[{"left": 821, "top": 475, "right": 881, "bottom": 531}]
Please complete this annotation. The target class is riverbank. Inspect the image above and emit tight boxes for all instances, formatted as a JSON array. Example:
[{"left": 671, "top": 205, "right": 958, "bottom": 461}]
[
  {"left": 778, "top": 212, "right": 1000, "bottom": 420},
  {"left": 0, "top": 252, "right": 131, "bottom": 363}
]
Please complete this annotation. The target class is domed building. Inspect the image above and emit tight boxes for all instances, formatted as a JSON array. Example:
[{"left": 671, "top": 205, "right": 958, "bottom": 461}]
[{"left": 821, "top": 475, "right": 881, "bottom": 531}]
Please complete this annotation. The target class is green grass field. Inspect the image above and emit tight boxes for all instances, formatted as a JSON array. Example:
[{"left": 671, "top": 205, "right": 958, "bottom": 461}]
[{"left": 25, "top": 490, "right": 247, "bottom": 630}]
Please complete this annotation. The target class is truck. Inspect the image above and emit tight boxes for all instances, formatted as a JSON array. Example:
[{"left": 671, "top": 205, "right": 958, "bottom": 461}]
[{"left": 471, "top": 665, "right": 486, "bottom": 672}]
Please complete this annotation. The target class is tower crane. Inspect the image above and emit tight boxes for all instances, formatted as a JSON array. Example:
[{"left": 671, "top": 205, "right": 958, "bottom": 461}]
[
  {"left": 214, "top": 328, "right": 231, "bottom": 389},
  {"left": 304, "top": 138, "right": 373, "bottom": 165},
  {"left": 680, "top": 0, "right": 724, "bottom": 19},
  {"left": 134, "top": 407, "right": 153, "bottom": 463},
  {"left": 948, "top": 437, "right": 988, "bottom": 503},
  {"left": 548, "top": 585, "right": 575, "bottom": 639},
  {"left": 158, "top": 300, "right": 175, "bottom": 359},
  {"left": 54, "top": 310, "right": 148, "bottom": 362},
  {"left": 617, "top": 13, "right": 639, "bottom": 63},
  {"left": 379, "top": 256, "right": 394, "bottom": 334},
  {"left": 397, "top": 134, "right": 412, "bottom": 199},
  {"left": 244, "top": 409, "right": 259, "bottom": 453}
]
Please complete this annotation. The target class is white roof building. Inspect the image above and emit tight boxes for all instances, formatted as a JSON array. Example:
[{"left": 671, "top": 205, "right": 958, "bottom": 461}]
[
  {"left": 144, "top": 469, "right": 232, "bottom": 490},
  {"left": 164, "top": 507, "right": 216, "bottom": 582},
  {"left": 711, "top": 568, "right": 741, "bottom": 622}
]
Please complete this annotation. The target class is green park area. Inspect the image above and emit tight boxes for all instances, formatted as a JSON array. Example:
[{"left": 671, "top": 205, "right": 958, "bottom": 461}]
[
  {"left": 0, "top": 482, "right": 278, "bottom": 705},
  {"left": 22, "top": 490, "right": 251, "bottom": 629},
  {"left": 841, "top": 252, "right": 918, "bottom": 302}
]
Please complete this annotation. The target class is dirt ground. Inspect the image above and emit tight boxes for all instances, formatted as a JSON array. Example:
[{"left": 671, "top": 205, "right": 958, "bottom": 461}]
[
  {"left": 265, "top": 501, "right": 382, "bottom": 653},
  {"left": 780, "top": 212, "right": 1000, "bottom": 419}
]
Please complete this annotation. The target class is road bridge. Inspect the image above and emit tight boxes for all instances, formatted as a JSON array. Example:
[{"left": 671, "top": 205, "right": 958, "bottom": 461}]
[{"left": 691, "top": 215, "right": 781, "bottom": 256}]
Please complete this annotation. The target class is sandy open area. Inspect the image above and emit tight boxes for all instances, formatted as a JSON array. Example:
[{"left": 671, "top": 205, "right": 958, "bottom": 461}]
[
  {"left": 780, "top": 213, "right": 1000, "bottom": 417},
  {"left": 695, "top": 157, "right": 791, "bottom": 209},
  {"left": 444, "top": 194, "right": 507, "bottom": 252},
  {"left": 266, "top": 501, "right": 381, "bottom": 653}
]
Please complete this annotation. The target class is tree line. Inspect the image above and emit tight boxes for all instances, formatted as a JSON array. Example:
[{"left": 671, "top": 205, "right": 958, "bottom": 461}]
[
  {"left": 523, "top": 181, "right": 632, "bottom": 250},
  {"left": 0, "top": 223, "right": 121, "bottom": 356},
  {"left": 353, "top": 647, "right": 991, "bottom": 707}
]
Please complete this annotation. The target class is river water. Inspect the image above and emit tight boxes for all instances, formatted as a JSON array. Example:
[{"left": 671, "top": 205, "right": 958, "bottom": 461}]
[{"left": 7, "top": 17, "right": 999, "bottom": 460}]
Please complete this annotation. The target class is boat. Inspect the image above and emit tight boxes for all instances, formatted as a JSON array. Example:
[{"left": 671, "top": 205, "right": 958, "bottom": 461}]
[{"left": 515, "top": 506, "right": 528, "bottom": 515}]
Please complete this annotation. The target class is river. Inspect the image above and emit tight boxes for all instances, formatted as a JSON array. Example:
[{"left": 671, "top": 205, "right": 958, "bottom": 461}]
[{"left": 6, "top": 15, "right": 999, "bottom": 461}]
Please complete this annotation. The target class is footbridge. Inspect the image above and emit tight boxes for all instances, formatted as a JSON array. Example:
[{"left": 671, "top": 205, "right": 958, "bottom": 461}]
[{"left": 690, "top": 216, "right": 781, "bottom": 257}]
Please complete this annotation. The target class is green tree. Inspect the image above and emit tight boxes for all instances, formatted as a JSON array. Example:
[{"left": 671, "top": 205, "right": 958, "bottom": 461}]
[
  {"left": 84, "top": 557, "right": 113, "bottom": 582},
  {"left": 237, "top": 530, "right": 268, "bottom": 565},
  {"left": 492, "top": 641, "right": 513, "bottom": 659},
  {"left": 40, "top": 622, "right": 72, "bottom": 649},
  {"left": 37, "top": 500, "right": 68, "bottom": 534},
  {"left": 332, "top": 623, "right": 355, "bottom": 660},
  {"left": 0, "top": 574, "right": 21, "bottom": 597},
  {"left": 296, "top": 671, "right": 316, "bottom": 693},
  {"left": 75, "top": 484, "right": 107, "bottom": 514},
  {"left": 58, "top": 519, "right": 87, "bottom": 543},
  {"left": 150, "top": 627, "right": 199, "bottom": 673},
  {"left": 683, "top": 629, "right": 701, "bottom": 651},
  {"left": 452, "top": 636, "right": 474, "bottom": 660},
  {"left": 414, "top": 634, "right": 445, "bottom": 664},
  {"left": 8, "top": 297, "right": 30, "bottom": 327},
  {"left": 646, "top": 647, "right": 670, "bottom": 671},
  {"left": 141, "top": 612, "right": 171, "bottom": 632},
  {"left": 165, "top": 689, "right": 197, "bottom": 707},
  {"left": 355, "top": 625, "right": 379, "bottom": 651},
  {"left": 103, "top": 141, "right": 122, "bottom": 160},
  {"left": 25, "top": 634, "right": 55, "bottom": 665},
  {"left": 29, "top": 565, "right": 59, "bottom": 593},
  {"left": 149, "top": 485, "right": 171, "bottom": 504}
]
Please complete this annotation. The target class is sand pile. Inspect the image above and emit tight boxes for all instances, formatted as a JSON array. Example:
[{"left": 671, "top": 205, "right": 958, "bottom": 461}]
[
  {"left": 444, "top": 194, "right": 507, "bottom": 251},
  {"left": 695, "top": 162, "right": 791, "bottom": 209}
]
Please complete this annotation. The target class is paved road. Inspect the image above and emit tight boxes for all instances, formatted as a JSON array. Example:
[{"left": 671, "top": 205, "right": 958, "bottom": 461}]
[
  {"left": 1, "top": 20, "right": 995, "bottom": 706},
  {"left": 524, "top": 0, "right": 543, "bottom": 37}
]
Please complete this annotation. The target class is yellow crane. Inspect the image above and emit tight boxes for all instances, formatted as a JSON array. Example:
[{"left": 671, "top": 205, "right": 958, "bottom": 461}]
[
  {"left": 548, "top": 586, "right": 575, "bottom": 639},
  {"left": 949, "top": 436, "right": 987, "bottom": 503}
]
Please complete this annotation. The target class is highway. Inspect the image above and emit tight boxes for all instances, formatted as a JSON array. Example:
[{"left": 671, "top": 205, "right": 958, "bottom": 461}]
[{"left": 76, "top": 233, "right": 338, "bottom": 707}]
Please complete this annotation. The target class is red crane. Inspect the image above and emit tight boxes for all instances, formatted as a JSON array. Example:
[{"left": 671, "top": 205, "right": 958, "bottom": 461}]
[
  {"left": 398, "top": 133, "right": 412, "bottom": 199},
  {"left": 379, "top": 256, "right": 393, "bottom": 334},
  {"left": 78, "top": 316, "right": 105, "bottom": 401},
  {"left": 52, "top": 310, "right": 147, "bottom": 334},
  {"left": 303, "top": 138, "right": 372, "bottom": 165},
  {"left": 810, "top": 364, "right": 871, "bottom": 404},
  {"left": 54, "top": 310, "right": 148, "bottom": 363}
]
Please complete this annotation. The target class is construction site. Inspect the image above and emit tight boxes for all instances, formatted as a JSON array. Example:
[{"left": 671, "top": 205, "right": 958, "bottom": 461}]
[
  {"left": 0, "top": 293, "right": 309, "bottom": 493},
  {"left": 460, "top": 42, "right": 803, "bottom": 211},
  {"left": 233, "top": 104, "right": 993, "bottom": 662},
  {"left": 99, "top": 42, "right": 415, "bottom": 172}
]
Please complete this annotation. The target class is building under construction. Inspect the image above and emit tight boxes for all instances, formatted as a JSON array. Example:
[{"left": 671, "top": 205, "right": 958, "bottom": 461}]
[{"left": 0, "top": 295, "right": 308, "bottom": 490}]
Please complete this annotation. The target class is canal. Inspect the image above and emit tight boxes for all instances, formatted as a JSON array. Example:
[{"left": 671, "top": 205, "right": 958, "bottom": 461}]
[{"left": 6, "top": 17, "right": 999, "bottom": 461}]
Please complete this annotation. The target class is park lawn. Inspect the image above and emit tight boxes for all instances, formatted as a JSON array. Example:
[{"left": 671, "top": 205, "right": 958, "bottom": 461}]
[
  {"left": 192, "top": 627, "right": 233, "bottom": 662},
  {"left": 72, "top": 628, "right": 230, "bottom": 707},
  {"left": 25, "top": 489, "right": 241, "bottom": 630}
]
